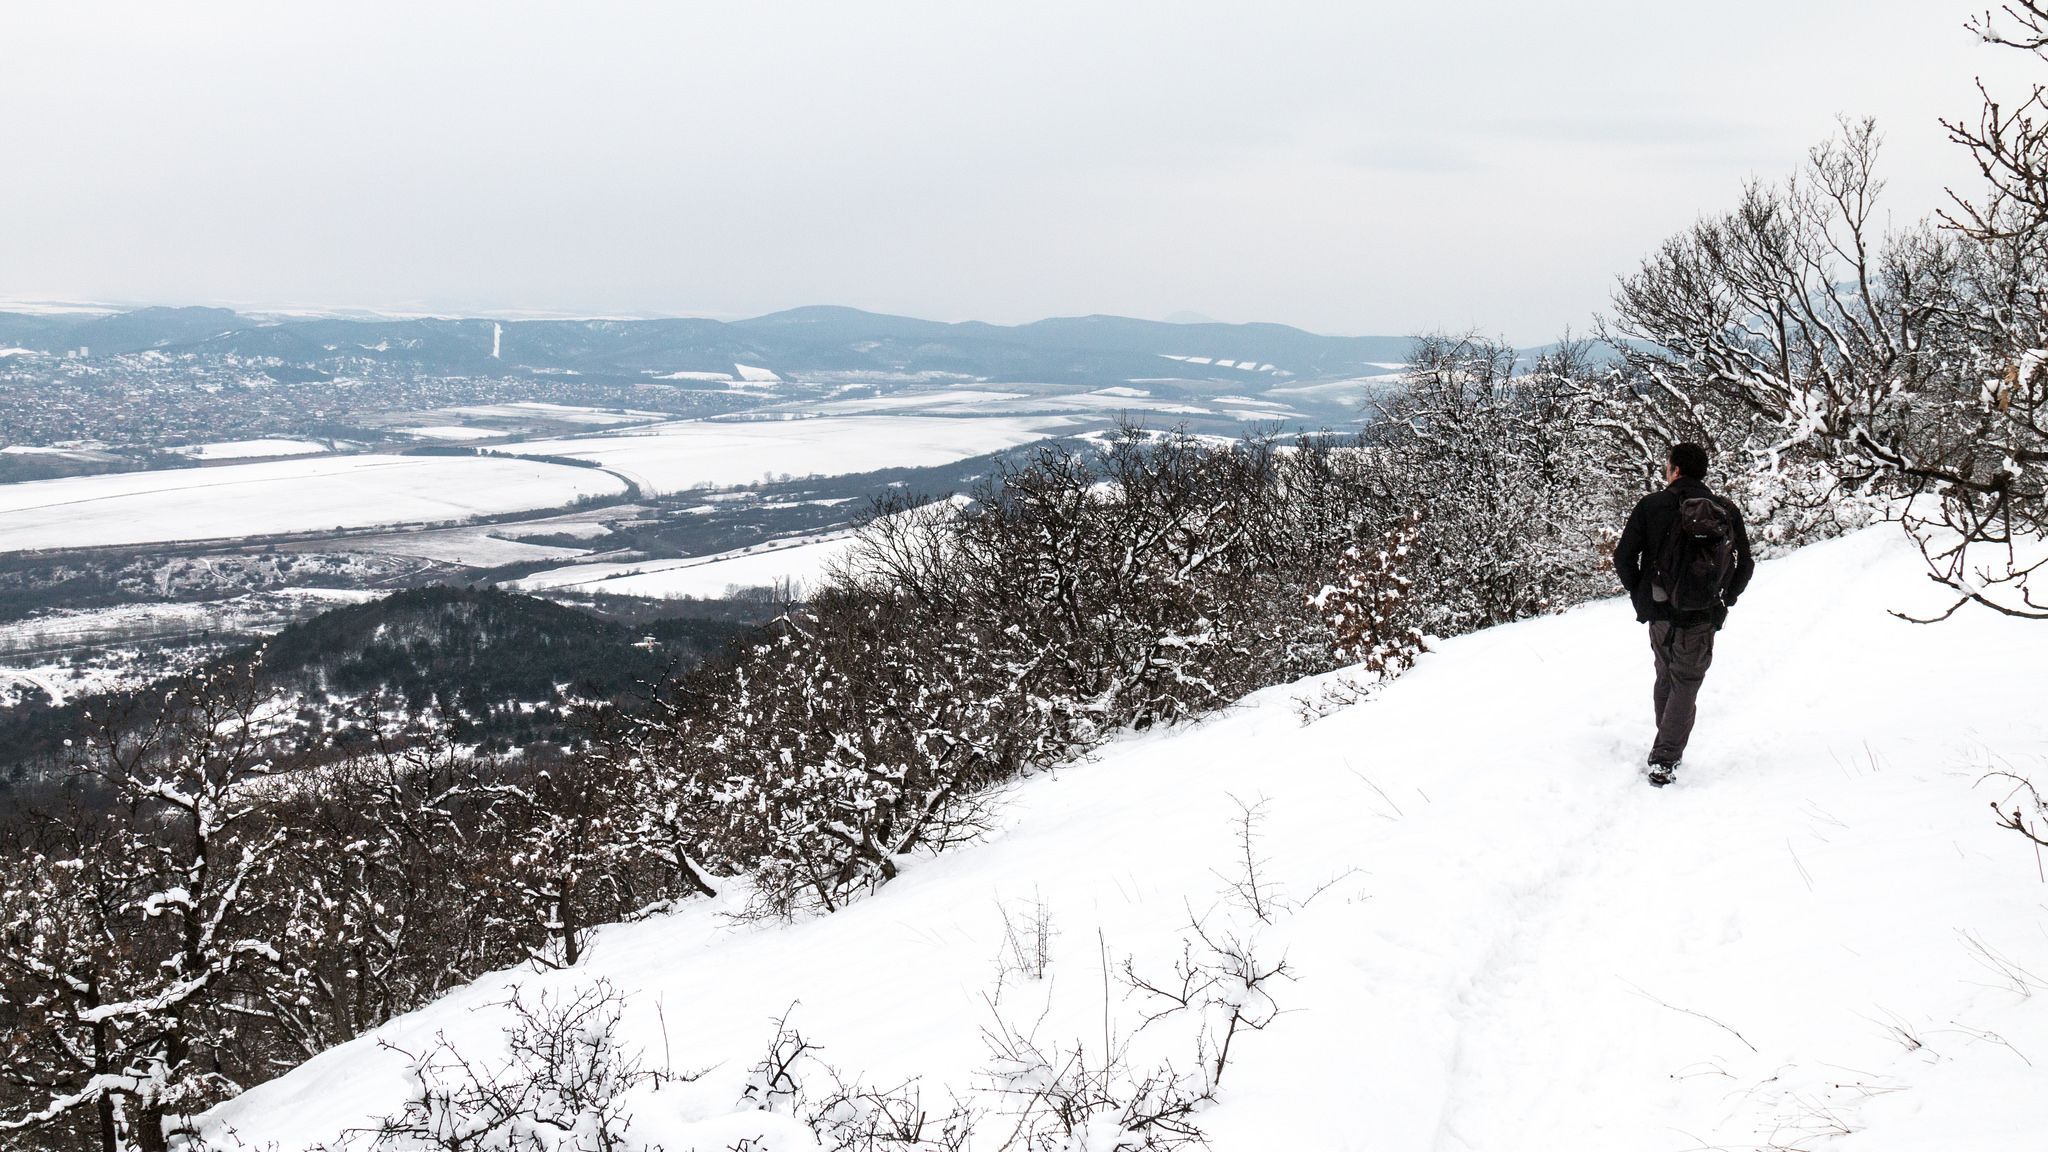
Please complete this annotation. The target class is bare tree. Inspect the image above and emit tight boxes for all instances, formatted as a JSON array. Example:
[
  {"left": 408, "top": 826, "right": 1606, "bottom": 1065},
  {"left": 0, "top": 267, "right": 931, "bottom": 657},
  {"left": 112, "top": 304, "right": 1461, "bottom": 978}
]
[
  {"left": 1613, "top": 109, "right": 2048, "bottom": 617},
  {"left": 0, "top": 662, "right": 302, "bottom": 1152},
  {"left": 1365, "top": 334, "right": 1636, "bottom": 633}
]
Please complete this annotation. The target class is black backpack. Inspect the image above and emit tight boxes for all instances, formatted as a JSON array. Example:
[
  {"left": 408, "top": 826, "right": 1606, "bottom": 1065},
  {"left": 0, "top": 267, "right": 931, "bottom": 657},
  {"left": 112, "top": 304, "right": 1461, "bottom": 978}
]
[{"left": 1651, "top": 495, "right": 1737, "bottom": 615}]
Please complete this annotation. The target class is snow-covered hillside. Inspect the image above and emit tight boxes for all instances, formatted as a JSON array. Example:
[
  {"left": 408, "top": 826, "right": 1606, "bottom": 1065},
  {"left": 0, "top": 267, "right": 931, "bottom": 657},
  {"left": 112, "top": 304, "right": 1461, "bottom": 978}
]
[{"left": 206, "top": 527, "right": 2048, "bottom": 1151}]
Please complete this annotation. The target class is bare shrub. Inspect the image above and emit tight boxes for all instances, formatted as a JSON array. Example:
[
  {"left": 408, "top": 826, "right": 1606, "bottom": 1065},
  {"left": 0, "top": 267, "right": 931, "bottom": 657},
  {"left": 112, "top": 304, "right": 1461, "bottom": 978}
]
[
  {"left": 360, "top": 981, "right": 682, "bottom": 1152},
  {"left": 739, "top": 1008, "right": 977, "bottom": 1152}
]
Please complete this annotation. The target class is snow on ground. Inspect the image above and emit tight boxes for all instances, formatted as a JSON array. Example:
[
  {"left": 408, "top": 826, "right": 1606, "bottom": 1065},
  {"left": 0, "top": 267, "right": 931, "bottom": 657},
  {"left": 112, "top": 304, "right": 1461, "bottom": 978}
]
[
  {"left": 0, "top": 588, "right": 380, "bottom": 704},
  {"left": 499, "top": 415, "right": 1079, "bottom": 497},
  {"left": 509, "top": 532, "right": 857, "bottom": 598},
  {"left": 0, "top": 665, "right": 75, "bottom": 708},
  {"left": 396, "top": 425, "right": 507, "bottom": 441},
  {"left": 447, "top": 402, "right": 668, "bottom": 425},
  {"left": 0, "top": 456, "right": 627, "bottom": 552},
  {"left": 0, "top": 588, "right": 376, "bottom": 656},
  {"left": 335, "top": 525, "right": 594, "bottom": 567},
  {"left": 170, "top": 438, "right": 330, "bottom": 459},
  {"left": 777, "top": 389, "right": 1033, "bottom": 415},
  {"left": 1060, "top": 391, "right": 1214, "bottom": 414},
  {"left": 1268, "top": 374, "right": 1405, "bottom": 403},
  {"left": 205, "top": 526, "right": 2048, "bottom": 1150},
  {"left": 1210, "top": 395, "right": 1307, "bottom": 420}
]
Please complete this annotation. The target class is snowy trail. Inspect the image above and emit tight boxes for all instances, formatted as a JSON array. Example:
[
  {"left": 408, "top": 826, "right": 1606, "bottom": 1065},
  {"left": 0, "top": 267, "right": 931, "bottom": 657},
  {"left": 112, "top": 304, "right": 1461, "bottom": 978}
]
[{"left": 208, "top": 527, "right": 2048, "bottom": 1151}]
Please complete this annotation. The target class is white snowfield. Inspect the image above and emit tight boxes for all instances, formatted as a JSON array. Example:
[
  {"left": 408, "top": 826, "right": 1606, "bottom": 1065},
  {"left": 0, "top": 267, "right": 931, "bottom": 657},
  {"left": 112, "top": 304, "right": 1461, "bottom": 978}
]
[
  {"left": 509, "top": 532, "right": 856, "bottom": 598},
  {"left": 169, "top": 439, "right": 330, "bottom": 460},
  {"left": 395, "top": 425, "right": 508, "bottom": 441},
  {"left": 206, "top": 527, "right": 2047, "bottom": 1150},
  {"left": 499, "top": 415, "right": 1079, "bottom": 496},
  {"left": 0, "top": 455, "right": 627, "bottom": 552}
]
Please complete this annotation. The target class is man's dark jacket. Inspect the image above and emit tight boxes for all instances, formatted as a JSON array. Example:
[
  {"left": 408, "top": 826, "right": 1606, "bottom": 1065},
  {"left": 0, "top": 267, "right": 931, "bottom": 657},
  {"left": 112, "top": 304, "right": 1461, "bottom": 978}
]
[{"left": 1613, "top": 476, "right": 1756, "bottom": 625}]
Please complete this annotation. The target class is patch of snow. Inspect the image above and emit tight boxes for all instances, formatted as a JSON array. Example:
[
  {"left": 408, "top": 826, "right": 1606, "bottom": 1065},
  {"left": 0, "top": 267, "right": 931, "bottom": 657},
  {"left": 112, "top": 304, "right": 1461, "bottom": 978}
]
[
  {"left": 338, "top": 526, "right": 591, "bottom": 567},
  {"left": 511, "top": 532, "right": 858, "bottom": 598},
  {"left": 733, "top": 363, "right": 782, "bottom": 382},
  {"left": 396, "top": 425, "right": 504, "bottom": 441},
  {"left": 440, "top": 402, "right": 663, "bottom": 426},
  {"left": 170, "top": 439, "right": 329, "bottom": 460},
  {"left": 782, "top": 390, "right": 1033, "bottom": 415},
  {"left": 0, "top": 589, "right": 378, "bottom": 655}
]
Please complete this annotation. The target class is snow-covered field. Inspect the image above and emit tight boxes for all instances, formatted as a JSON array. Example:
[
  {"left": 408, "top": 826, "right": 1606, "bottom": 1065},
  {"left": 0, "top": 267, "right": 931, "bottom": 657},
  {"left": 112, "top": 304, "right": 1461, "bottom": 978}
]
[
  {"left": 0, "top": 455, "right": 627, "bottom": 551},
  {"left": 783, "top": 389, "right": 1033, "bottom": 415},
  {"left": 0, "top": 588, "right": 378, "bottom": 704},
  {"left": 381, "top": 404, "right": 670, "bottom": 442},
  {"left": 0, "top": 588, "right": 375, "bottom": 655},
  {"left": 510, "top": 532, "right": 857, "bottom": 598},
  {"left": 395, "top": 425, "right": 508, "bottom": 441},
  {"left": 204, "top": 526, "right": 2048, "bottom": 1150},
  {"left": 447, "top": 402, "right": 668, "bottom": 425},
  {"left": 335, "top": 525, "right": 594, "bottom": 567},
  {"left": 756, "top": 387, "right": 1264, "bottom": 422},
  {"left": 169, "top": 439, "right": 330, "bottom": 459},
  {"left": 499, "top": 415, "right": 1079, "bottom": 496}
]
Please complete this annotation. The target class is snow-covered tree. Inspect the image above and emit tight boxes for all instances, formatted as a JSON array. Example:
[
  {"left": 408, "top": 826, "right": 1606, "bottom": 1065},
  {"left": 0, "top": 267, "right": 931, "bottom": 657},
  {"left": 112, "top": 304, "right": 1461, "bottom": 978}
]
[
  {"left": 1612, "top": 103, "right": 2048, "bottom": 613},
  {"left": 704, "top": 596, "right": 1019, "bottom": 916},
  {"left": 1365, "top": 335, "right": 1637, "bottom": 634},
  {"left": 487, "top": 746, "right": 645, "bottom": 968},
  {"left": 257, "top": 738, "right": 513, "bottom": 1058},
  {"left": 1311, "top": 510, "right": 1426, "bottom": 680},
  {"left": 0, "top": 662, "right": 297, "bottom": 1152}
]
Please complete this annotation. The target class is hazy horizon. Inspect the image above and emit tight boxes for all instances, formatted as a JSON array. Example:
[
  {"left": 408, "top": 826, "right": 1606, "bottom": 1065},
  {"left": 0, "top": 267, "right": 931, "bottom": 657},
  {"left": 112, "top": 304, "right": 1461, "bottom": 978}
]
[
  {"left": 0, "top": 297, "right": 1429, "bottom": 338},
  {"left": 4, "top": 1, "right": 2033, "bottom": 343}
]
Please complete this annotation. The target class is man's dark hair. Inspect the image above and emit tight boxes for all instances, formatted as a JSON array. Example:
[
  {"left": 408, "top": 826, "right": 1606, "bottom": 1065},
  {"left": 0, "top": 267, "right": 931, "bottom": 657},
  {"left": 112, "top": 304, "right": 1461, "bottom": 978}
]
[{"left": 1670, "top": 442, "right": 1709, "bottom": 480}]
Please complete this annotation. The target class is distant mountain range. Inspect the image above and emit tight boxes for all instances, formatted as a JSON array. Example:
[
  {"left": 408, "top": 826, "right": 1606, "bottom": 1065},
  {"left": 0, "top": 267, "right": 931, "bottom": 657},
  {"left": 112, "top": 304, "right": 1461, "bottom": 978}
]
[{"left": 0, "top": 304, "right": 1418, "bottom": 384}]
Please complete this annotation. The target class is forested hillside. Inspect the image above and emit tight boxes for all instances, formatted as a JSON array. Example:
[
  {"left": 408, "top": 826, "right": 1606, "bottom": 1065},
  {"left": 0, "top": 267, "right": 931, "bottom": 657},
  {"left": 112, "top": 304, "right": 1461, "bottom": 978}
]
[{"left": 0, "top": 586, "right": 761, "bottom": 782}]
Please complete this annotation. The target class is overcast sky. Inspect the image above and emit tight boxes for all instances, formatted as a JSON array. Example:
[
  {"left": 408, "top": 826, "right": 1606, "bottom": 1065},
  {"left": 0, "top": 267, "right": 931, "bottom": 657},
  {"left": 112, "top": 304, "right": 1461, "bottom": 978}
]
[{"left": 1, "top": 1, "right": 2034, "bottom": 340}]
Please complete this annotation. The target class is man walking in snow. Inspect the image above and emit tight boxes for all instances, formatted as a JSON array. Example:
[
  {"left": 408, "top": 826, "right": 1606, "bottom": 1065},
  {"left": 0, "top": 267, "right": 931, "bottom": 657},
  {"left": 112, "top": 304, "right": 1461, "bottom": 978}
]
[{"left": 1613, "top": 443, "right": 1754, "bottom": 786}]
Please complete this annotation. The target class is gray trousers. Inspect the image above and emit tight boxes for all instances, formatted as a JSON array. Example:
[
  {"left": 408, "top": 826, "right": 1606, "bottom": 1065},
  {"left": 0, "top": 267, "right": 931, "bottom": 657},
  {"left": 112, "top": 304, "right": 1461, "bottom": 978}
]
[{"left": 1648, "top": 620, "right": 1716, "bottom": 764}]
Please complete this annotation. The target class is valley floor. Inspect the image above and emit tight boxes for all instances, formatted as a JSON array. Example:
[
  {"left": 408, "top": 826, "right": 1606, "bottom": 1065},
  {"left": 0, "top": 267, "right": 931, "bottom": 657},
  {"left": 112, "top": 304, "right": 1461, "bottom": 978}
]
[{"left": 209, "top": 526, "right": 2048, "bottom": 1151}]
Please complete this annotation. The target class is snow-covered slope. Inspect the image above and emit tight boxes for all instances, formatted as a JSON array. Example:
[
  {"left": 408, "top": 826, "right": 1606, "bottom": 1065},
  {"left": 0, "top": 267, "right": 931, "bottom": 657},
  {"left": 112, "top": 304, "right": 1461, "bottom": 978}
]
[{"left": 207, "top": 526, "right": 2048, "bottom": 1150}]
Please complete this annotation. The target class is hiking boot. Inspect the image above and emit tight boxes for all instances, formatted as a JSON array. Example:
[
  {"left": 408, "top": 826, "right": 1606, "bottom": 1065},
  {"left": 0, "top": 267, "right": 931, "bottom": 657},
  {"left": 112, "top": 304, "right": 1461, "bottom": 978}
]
[{"left": 1646, "top": 759, "right": 1679, "bottom": 787}]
